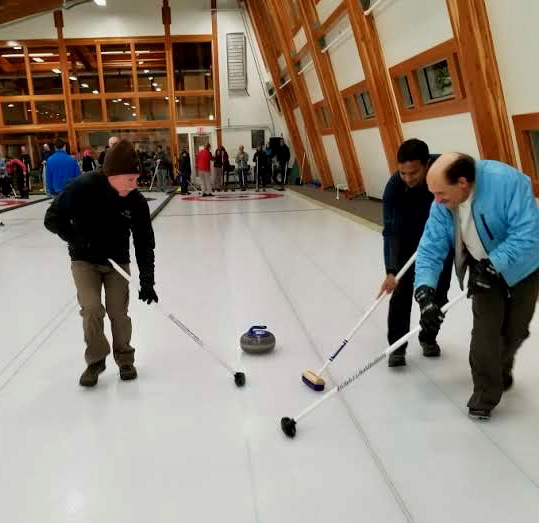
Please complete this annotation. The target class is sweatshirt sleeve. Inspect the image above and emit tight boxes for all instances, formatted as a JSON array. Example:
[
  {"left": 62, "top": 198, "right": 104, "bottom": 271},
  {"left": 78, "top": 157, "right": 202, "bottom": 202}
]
[
  {"left": 131, "top": 195, "right": 156, "bottom": 287},
  {"left": 44, "top": 182, "right": 77, "bottom": 242},
  {"left": 382, "top": 176, "right": 398, "bottom": 274}
]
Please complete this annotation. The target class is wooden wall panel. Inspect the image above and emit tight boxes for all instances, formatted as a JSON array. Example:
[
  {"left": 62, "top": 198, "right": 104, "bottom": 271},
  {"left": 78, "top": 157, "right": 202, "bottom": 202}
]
[
  {"left": 297, "top": 0, "right": 365, "bottom": 195},
  {"left": 446, "top": 0, "right": 515, "bottom": 165},
  {"left": 346, "top": 0, "right": 403, "bottom": 174},
  {"left": 266, "top": 0, "right": 333, "bottom": 188}
]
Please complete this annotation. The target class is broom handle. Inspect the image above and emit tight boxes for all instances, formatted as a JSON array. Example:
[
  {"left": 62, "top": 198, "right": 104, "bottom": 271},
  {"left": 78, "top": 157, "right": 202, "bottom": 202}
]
[
  {"left": 316, "top": 252, "right": 417, "bottom": 375},
  {"left": 108, "top": 259, "right": 236, "bottom": 374},
  {"left": 296, "top": 289, "right": 467, "bottom": 423}
]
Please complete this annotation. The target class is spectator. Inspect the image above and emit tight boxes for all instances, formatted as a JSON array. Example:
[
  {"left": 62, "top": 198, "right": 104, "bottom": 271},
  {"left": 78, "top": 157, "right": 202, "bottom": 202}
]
[
  {"left": 196, "top": 143, "right": 214, "bottom": 197},
  {"left": 46, "top": 138, "right": 80, "bottom": 195},
  {"left": 235, "top": 145, "right": 249, "bottom": 191}
]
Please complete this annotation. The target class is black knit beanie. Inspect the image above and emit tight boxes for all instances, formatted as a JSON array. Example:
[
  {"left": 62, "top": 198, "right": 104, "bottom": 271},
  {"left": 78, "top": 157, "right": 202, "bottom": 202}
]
[{"left": 103, "top": 140, "right": 141, "bottom": 177}]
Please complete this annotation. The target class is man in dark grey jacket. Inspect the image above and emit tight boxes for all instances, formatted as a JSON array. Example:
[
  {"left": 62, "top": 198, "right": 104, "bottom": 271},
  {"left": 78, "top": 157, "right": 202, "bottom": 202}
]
[{"left": 45, "top": 140, "right": 158, "bottom": 387}]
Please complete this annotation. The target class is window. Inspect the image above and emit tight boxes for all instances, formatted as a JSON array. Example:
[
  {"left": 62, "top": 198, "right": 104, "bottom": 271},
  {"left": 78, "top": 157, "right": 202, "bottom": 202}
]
[
  {"left": 172, "top": 42, "right": 213, "bottom": 91},
  {"left": 417, "top": 59, "right": 453, "bottom": 103},
  {"left": 389, "top": 39, "right": 467, "bottom": 122},
  {"left": 513, "top": 114, "right": 539, "bottom": 196},
  {"left": 136, "top": 43, "right": 167, "bottom": 93},
  {"left": 0, "top": 45, "right": 28, "bottom": 96},
  {"left": 176, "top": 96, "right": 214, "bottom": 120},
  {"left": 35, "top": 101, "right": 66, "bottom": 124},
  {"left": 28, "top": 44, "right": 63, "bottom": 96},
  {"left": 107, "top": 97, "right": 137, "bottom": 122},
  {"left": 341, "top": 81, "right": 377, "bottom": 130},
  {"left": 73, "top": 99, "right": 102, "bottom": 123},
  {"left": 139, "top": 97, "right": 169, "bottom": 121},
  {"left": 355, "top": 91, "right": 374, "bottom": 119},
  {"left": 101, "top": 43, "right": 134, "bottom": 93},
  {"left": 251, "top": 129, "right": 265, "bottom": 149},
  {"left": 1, "top": 102, "right": 31, "bottom": 125},
  {"left": 67, "top": 44, "right": 100, "bottom": 94}
]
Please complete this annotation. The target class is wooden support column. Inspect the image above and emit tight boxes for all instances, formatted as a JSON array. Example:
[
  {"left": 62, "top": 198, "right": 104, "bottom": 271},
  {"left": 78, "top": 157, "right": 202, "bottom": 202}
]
[
  {"left": 95, "top": 44, "right": 108, "bottom": 122},
  {"left": 446, "top": 0, "right": 515, "bottom": 164},
  {"left": 267, "top": 0, "right": 333, "bottom": 188},
  {"left": 54, "top": 10, "right": 77, "bottom": 154},
  {"left": 130, "top": 42, "right": 141, "bottom": 120},
  {"left": 162, "top": 0, "right": 179, "bottom": 166},
  {"left": 246, "top": 0, "right": 312, "bottom": 183},
  {"left": 23, "top": 45, "right": 38, "bottom": 125},
  {"left": 346, "top": 0, "right": 403, "bottom": 173},
  {"left": 211, "top": 0, "right": 223, "bottom": 146},
  {"left": 297, "top": 0, "right": 364, "bottom": 195}
]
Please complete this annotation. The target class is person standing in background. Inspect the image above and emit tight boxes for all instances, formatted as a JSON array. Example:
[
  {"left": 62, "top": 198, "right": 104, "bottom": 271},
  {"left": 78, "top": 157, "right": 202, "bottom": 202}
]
[
  {"left": 196, "top": 143, "right": 214, "bottom": 197},
  {"left": 179, "top": 145, "right": 192, "bottom": 195},
  {"left": 46, "top": 138, "right": 80, "bottom": 195}
]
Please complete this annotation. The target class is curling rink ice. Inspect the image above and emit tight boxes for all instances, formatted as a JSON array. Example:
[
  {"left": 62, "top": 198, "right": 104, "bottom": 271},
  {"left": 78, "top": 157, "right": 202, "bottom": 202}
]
[{"left": 0, "top": 189, "right": 538, "bottom": 523}]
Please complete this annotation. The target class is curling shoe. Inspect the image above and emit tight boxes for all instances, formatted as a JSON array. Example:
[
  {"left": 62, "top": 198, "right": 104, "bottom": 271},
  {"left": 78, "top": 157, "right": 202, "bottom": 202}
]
[
  {"left": 120, "top": 364, "right": 137, "bottom": 381},
  {"left": 79, "top": 360, "right": 106, "bottom": 387},
  {"left": 421, "top": 341, "right": 441, "bottom": 358},
  {"left": 468, "top": 408, "right": 491, "bottom": 421},
  {"left": 388, "top": 352, "right": 406, "bottom": 367}
]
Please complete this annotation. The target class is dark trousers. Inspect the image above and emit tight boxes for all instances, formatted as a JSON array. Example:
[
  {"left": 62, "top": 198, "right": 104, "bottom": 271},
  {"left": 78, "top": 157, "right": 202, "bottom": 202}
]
[
  {"left": 468, "top": 268, "right": 539, "bottom": 411},
  {"left": 388, "top": 253, "right": 453, "bottom": 354},
  {"left": 71, "top": 261, "right": 135, "bottom": 367},
  {"left": 237, "top": 167, "right": 248, "bottom": 189},
  {"left": 180, "top": 171, "right": 191, "bottom": 194}
]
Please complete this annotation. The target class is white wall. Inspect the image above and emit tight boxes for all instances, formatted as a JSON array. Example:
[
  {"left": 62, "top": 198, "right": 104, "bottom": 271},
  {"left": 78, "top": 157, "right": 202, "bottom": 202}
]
[
  {"left": 293, "top": 28, "right": 307, "bottom": 52},
  {"left": 403, "top": 113, "right": 480, "bottom": 158},
  {"left": 322, "top": 134, "right": 347, "bottom": 187},
  {"left": 485, "top": 0, "right": 539, "bottom": 169},
  {"left": 303, "top": 66, "right": 324, "bottom": 104},
  {"left": 316, "top": 0, "right": 342, "bottom": 25},
  {"left": 327, "top": 16, "right": 364, "bottom": 91},
  {"left": 374, "top": 0, "right": 453, "bottom": 67},
  {"left": 352, "top": 129, "right": 390, "bottom": 199},
  {"left": 294, "top": 107, "right": 320, "bottom": 183},
  {"left": 217, "top": 10, "right": 284, "bottom": 160},
  {"left": 0, "top": 12, "right": 57, "bottom": 39}
]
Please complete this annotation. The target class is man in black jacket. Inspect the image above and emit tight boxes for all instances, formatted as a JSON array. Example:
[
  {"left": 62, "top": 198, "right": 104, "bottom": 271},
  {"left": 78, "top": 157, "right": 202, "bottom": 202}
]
[
  {"left": 380, "top": 139, "right": 453, "bottom": 367},
  {"left": 44, "top": 140, "right": 158, "bottom": 387},
  {"left": 276, "top": 138, "right": 291, "bottom": 189}
]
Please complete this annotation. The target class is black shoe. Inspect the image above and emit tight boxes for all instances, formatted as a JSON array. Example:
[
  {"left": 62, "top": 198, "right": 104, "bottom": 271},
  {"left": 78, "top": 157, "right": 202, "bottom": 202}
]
[
  {"left": 208, "top": 193, "right": 214, "bottom": 197},
  {"left": 468, "top": 408, "right": 491, "bottom": 420},
  {"left": 388, "top": 352, "right": 406, "bottom": 367},
  {"left": 503, "top": 372, "right": 513, "bottom": 391},
  {"left": 421, "top": 341, "right": 441, "bottom": 358},
  {"left": 79, "top": 360, "right": 106, "bottom": 387},
  {"left": 120, "top": 364, "right": 137, "bottom": 381}
]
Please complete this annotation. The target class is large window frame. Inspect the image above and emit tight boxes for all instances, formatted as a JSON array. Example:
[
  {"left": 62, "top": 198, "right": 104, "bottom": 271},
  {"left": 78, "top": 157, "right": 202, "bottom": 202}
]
[
  {"left": 389, "top": 39, "right": 468, "bottom": 123},
  {"left": 341, "top": 80, "right": 377, "bottom": 130}
]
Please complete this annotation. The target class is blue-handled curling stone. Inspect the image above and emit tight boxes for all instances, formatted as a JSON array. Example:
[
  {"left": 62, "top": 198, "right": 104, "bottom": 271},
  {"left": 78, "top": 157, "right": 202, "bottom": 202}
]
[{"left": 240, "top": 325, "right": 276, "bottom": 354}]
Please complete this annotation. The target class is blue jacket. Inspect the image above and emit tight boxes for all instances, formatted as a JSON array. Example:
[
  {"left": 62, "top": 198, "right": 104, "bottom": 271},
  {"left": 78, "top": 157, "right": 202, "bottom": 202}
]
[
  {"left": 415, "top": 160, "right": 539, "bottom": 289},
  {"left": 46, "top": 150, "right": 80, "bottom": 195}
]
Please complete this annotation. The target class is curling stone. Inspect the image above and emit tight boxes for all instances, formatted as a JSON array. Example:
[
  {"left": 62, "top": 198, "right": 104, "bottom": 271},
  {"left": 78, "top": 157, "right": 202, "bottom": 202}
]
[{"left": 240, "top": 325, "right": 276, "bottom": 354}]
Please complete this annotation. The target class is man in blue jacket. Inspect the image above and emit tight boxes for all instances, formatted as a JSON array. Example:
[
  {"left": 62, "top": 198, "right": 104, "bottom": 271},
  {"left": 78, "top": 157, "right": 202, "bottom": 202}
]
[
  {"left": 46, "top": 138, "right": 80, "bottom": 195},
  {"left": 414, "top": 153, "right": 539, "bottom": 420}
]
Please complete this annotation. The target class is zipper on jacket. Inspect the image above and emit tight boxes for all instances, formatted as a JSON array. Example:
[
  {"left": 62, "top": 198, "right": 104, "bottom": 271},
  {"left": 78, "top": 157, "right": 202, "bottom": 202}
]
[{"left": 480, "top": 214, "right": 494, "bottom": 240}]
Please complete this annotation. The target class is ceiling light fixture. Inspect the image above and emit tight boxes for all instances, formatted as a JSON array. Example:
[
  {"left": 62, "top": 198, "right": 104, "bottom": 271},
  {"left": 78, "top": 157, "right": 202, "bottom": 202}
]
[
  {"left": 52, "top": 68, "right": 61, "bottom": 74},
  {"left": 81, "top": 83, "right": 89, "bottom": 88},
  {"left": 155, "top": 87, "right": 162, "bottom": 92},
  {"left": 69, "top": 76, "right": 77, "bottom": 81},
  {"left": 93, "top": 0, "right": 107, "bottom": 6},
  {"left": 7, "top": 103, "right": 15, "bottom": 108},
  {"left": 32, "top": 57, "right": 44, "bottom": 63},
  {"left": 92, "top": 90, "right": 99, "bottom": 94},
  {"left": 144, "top": 69, "right": 149, "bottom": 74}
]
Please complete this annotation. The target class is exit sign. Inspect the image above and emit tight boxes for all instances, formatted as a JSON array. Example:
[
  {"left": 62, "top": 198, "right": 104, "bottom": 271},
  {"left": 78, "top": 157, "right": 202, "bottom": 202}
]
[{"left": 198, "top": 127, "right": 205, "bottom": 134}]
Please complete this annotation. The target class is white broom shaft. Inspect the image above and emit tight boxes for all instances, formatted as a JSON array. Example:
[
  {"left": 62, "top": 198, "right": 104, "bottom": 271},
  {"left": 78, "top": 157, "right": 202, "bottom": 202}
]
[
  {"left": 108, "top": 259, "right": 237, "bottom": 375},
  {"left": 315, "top": 252, "right": 417, "bottom": 375},
  {"left": 296, "top": 289, "right": 467, "bottom": 423}
]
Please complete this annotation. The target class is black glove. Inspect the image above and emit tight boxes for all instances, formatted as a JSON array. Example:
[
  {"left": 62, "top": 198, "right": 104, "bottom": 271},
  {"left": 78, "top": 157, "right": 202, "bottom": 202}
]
[
  {"left": 139, "top": 285, "right": 158, "bottom": 305},
  {"left": 468, "top": 258, "right": 499, "bottom": 296},
  {"left": 415, "top": 285, "right": 445, "bottom": 333}
]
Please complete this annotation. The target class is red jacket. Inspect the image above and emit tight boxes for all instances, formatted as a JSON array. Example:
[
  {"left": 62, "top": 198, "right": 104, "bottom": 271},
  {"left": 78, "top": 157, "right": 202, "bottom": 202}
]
[
  {"left": 196, "top": 148, "right": 213, "bottom": 172},
  {"left": 6, "top": 158, "right": 27, "bottom": 174}
]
